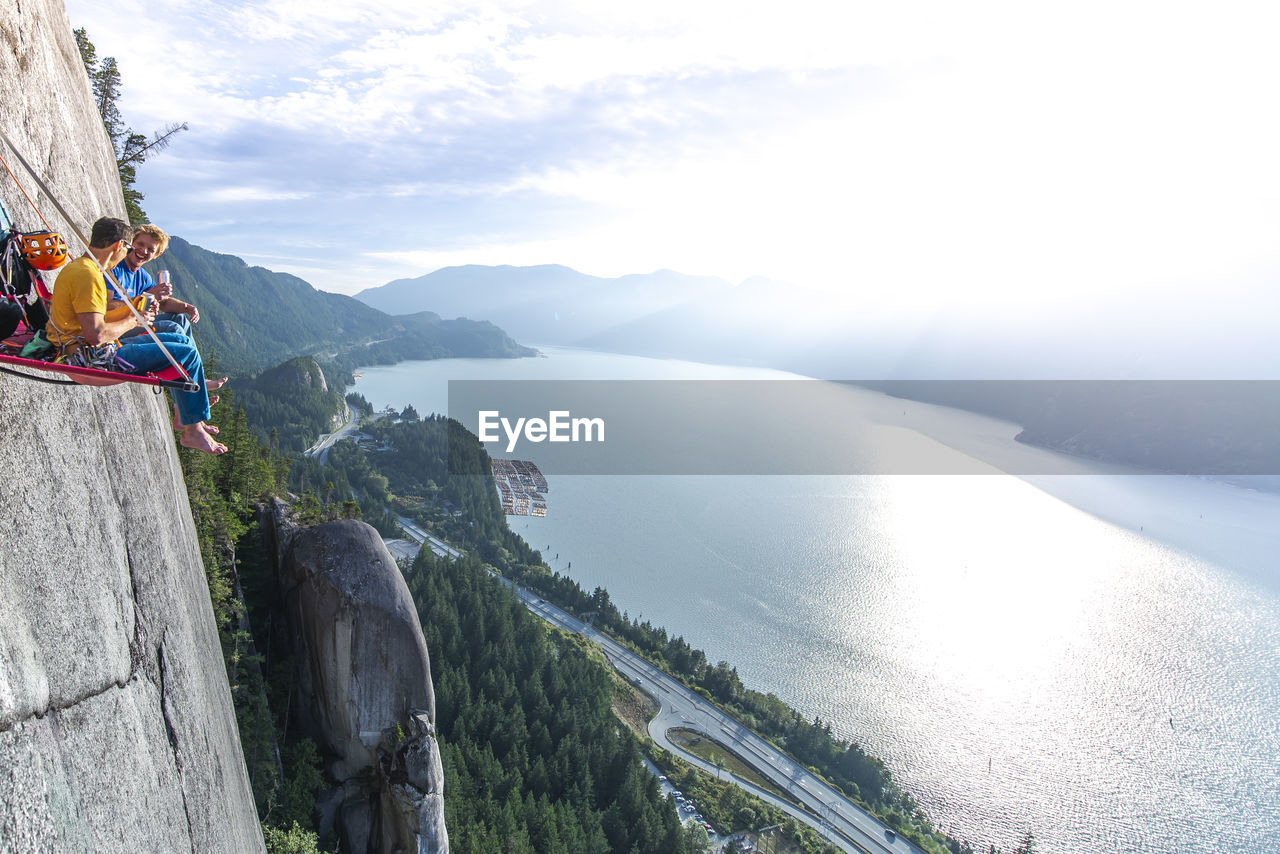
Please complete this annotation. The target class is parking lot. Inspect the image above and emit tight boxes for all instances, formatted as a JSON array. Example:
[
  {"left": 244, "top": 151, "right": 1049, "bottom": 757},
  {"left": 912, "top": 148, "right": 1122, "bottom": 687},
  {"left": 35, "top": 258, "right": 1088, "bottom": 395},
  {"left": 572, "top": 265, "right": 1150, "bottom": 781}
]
[{"left": 645, "top": 760, "right": 726, "bottom": 848}]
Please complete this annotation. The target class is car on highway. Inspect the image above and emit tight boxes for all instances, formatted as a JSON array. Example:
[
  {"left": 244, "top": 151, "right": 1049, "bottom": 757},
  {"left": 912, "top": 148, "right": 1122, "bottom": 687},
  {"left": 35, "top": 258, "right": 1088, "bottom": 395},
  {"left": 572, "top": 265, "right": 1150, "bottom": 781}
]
[{"left": 885, "top": 828, "right": 896, "bottom": 841}]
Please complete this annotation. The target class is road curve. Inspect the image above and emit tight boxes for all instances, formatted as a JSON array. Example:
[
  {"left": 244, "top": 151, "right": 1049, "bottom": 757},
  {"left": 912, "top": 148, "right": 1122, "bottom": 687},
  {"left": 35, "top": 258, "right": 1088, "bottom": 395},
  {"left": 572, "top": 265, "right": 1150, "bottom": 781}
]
[
  {"left": 501, "top": 579, "right": 925, "bottom": 854},
  {"left": 303, "top": 407, "right": 360, "bottom": 464}
]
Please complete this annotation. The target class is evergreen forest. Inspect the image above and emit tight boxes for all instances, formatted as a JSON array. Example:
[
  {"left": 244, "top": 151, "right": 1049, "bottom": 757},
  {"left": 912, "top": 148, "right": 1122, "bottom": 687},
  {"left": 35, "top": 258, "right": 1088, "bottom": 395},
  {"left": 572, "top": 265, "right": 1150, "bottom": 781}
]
[{"left": 408, "top": 550, "right": 692, "bottom": 852}]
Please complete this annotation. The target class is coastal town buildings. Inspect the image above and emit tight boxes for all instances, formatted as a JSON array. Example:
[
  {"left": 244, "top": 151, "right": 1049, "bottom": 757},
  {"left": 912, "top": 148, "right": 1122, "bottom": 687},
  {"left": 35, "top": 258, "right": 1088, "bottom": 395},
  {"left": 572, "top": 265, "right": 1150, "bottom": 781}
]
[{"left": 492, "top": 458, "right": 549, "bottom": 516}]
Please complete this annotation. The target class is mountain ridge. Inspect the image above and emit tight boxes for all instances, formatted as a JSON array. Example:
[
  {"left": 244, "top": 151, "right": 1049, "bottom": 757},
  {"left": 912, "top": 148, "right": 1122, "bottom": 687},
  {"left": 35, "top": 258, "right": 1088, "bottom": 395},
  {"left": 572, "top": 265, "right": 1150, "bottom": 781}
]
[
  {"left": 149, "top": 240, "right": 535, "bottom": 376},
  {"left": 356, "top": 263, "right": 734, "bottom": 344}
]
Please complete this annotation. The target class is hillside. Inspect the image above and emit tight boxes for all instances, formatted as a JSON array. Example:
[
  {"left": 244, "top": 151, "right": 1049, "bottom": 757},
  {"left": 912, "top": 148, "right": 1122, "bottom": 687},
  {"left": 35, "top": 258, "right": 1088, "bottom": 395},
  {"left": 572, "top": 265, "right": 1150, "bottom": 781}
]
[{"left": 151, "top": 238, "right": 534, "bottom": 375}]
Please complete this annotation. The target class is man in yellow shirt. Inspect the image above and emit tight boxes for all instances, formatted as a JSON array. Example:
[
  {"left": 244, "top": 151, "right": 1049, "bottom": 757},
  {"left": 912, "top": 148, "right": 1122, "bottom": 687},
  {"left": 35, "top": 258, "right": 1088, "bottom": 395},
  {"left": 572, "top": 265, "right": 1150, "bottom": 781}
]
[{"left": 47, "top": 217, "right": 225, "bottom": 455}]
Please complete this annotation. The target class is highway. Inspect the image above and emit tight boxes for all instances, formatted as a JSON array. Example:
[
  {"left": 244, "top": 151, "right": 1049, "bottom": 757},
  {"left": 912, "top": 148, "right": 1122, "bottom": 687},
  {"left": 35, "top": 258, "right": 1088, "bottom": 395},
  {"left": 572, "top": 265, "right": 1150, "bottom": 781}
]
[
  {"left": 396, "top": 515, "right": 465, "bottom": 560},
  {"left": 500, "top": 579, "right": 924, "bottom": 854},
  {"left": 303, "top": 407, "right": 360, "bottom": 464}
]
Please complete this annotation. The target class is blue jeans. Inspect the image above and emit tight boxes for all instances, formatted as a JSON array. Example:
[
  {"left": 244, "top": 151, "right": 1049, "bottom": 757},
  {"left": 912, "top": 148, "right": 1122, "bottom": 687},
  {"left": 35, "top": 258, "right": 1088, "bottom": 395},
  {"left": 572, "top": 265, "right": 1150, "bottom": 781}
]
[
  {"left": 116, "top": 331, "right": 211, "bottom": 426},
  {"left": 119, "top": 311, "right": 193, "bottom": 339}
]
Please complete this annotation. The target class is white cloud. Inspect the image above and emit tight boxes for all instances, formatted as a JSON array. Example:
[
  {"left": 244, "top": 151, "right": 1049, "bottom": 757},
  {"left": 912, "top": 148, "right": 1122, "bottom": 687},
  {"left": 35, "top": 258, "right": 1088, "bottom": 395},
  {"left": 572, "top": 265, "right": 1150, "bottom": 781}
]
[
  {"left": 64, "top": 0, "right": 1280, "bottom": 337},
  {"left": 204, "top": 186, "right": 312, "bottom": 203}
]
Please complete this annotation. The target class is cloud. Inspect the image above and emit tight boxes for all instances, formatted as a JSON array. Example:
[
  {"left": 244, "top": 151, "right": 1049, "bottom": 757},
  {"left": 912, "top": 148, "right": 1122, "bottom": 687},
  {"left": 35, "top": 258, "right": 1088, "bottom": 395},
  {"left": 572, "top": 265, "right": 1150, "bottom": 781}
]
[
  {"left": 203, "top": 186, "right": 312, "bottom": 203},
  {"left": 64, "top": 0, "right": 1280, "bottom": 341}
]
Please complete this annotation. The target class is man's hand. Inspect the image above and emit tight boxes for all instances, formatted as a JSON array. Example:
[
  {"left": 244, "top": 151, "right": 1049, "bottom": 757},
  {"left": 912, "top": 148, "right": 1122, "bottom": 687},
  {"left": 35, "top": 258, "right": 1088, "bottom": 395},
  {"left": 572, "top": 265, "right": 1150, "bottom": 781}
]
[
  {"left": 147, "top": 280, "right": 173, "bottom": 300},
  {"left": 78, "top": 309, "right": 138, "bottom": 346},
  {"left": 157, "top": 297, "right": 200, "bottom": 323}
]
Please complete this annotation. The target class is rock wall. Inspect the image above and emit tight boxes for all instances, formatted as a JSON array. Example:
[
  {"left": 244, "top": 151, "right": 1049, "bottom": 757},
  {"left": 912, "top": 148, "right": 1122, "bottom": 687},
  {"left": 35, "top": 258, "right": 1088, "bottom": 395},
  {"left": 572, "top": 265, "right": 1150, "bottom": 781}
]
[
  {"left": 268, "top": 505, "right": 448, "bottom": 854},
  {"left": 0, "top": 1, "right": 264, "bottom": 851}
]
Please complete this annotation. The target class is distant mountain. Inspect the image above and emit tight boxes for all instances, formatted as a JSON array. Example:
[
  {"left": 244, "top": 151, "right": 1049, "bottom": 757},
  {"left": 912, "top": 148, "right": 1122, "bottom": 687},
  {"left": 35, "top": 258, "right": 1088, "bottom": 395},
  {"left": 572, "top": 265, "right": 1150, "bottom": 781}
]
[
  {"left": 354, "top": 261, "right": 1280, "bottom": 477},
  {"left": 355, "top": 264, "right": 733, "bottom": 344},
  {"left": 153, "top": 239, "right": 533, "bottom": 375},
  {"left": 355, "top": 264, "right": 965, "bottom": 377},
  {"left": 574, "top": 274, "right": 875, "bottom": 371}
]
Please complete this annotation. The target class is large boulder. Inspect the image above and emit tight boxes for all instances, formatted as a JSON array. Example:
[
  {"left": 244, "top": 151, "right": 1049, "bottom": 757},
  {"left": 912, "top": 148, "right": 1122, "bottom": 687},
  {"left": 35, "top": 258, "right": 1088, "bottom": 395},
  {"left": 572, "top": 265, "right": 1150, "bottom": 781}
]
[{"left": 272, "top": 508, "right": 447, "bottom": 853}]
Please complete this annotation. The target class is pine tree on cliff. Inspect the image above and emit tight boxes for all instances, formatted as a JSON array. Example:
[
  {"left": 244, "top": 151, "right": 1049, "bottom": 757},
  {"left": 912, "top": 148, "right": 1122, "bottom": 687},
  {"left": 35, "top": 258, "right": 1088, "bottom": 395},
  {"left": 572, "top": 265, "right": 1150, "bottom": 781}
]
[{"left": 73, "top": 27, "right": 187, "bottom": 225}]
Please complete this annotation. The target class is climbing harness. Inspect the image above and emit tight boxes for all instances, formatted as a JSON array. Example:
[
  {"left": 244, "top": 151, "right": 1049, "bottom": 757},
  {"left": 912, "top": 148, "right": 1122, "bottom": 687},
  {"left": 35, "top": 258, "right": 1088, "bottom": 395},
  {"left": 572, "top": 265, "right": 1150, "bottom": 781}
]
[{"left": 0, "top": 212, "right": 51, "bottom": 333}]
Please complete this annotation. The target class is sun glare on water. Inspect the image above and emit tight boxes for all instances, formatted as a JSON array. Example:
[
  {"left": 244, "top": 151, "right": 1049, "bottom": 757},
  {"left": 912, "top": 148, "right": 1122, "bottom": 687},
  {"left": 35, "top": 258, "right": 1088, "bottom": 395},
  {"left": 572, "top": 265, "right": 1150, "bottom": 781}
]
[{"left": 874, "top": 476, "right": 1137, "bottom": 704}]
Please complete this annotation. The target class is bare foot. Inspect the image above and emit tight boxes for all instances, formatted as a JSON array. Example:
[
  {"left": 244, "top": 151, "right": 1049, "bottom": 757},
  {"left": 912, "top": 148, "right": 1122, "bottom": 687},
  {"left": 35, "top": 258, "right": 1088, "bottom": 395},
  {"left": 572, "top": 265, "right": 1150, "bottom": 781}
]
[
  {"left": 206, "top": 376, "right": 228, "bottom": 391},
  {"left": 208, "top": 395, "right": 220, "bottom": 407},
  {"left": 173, "top": 401, "right": 220, "bottom": 431},
  {"left": 179, "top": 423, "right": 227, "bottom": 455}
]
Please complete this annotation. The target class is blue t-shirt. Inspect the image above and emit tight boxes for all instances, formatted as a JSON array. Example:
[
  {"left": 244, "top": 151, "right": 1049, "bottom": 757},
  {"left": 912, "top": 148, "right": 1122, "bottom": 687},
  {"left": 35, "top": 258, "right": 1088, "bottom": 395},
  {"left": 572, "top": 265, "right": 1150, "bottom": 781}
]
[{"left": 107, "top": 263, "right": 155, "bottom": 300}]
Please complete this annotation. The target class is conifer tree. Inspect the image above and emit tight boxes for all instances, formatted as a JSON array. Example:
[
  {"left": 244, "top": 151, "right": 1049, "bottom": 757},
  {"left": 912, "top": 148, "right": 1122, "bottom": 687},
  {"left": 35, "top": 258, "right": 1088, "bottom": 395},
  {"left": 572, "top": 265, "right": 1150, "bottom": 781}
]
[{"left": 72, "top": 27, "right": 187, "bottom": 224}]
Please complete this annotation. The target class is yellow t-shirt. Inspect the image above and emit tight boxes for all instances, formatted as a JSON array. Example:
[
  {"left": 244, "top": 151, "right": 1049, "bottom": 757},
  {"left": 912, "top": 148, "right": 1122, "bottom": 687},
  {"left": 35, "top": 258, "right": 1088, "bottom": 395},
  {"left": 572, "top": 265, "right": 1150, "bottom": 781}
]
[{"left": 47, "top": 256, "right": 107, "bottom": 352}]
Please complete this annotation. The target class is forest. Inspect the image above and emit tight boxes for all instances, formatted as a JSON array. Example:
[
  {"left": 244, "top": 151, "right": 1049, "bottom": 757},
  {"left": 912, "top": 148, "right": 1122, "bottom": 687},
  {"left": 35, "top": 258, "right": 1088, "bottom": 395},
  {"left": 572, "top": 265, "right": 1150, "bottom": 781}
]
[
  {"left": 286, "top": 413, "right": 974, "bottom": 853},
  {"left": 180, "top": 405, "right": 704, "bottom": 852},
  {"left": 407, "top": 549, "right": 694, "bottom": 852}
]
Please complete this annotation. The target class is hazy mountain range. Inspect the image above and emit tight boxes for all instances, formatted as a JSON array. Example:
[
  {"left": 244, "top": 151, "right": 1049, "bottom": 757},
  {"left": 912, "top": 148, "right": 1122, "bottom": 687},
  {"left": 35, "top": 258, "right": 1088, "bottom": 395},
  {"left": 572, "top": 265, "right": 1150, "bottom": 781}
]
[
  {"left": 356, "top": 264, "right": 734, "bottom": 346},
  {"left": 356, "top": 264, "right": 891, "bottom": 375},
  {"left": 355, "top": 263, "right": 1279, "bottom": 381},
  {"left": 153, "top": 239, "right": 532, "bottom": 375},
  {"left": 355, "top": 263, "right": 1280, "bottom": 476}
]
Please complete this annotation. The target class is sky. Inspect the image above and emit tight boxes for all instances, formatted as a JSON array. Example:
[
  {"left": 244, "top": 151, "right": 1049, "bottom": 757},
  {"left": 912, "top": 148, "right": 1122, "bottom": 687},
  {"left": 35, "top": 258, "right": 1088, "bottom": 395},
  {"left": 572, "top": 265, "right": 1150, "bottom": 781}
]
[{"left": 64, "top": 0, "right": 1280, "bottom": 323}]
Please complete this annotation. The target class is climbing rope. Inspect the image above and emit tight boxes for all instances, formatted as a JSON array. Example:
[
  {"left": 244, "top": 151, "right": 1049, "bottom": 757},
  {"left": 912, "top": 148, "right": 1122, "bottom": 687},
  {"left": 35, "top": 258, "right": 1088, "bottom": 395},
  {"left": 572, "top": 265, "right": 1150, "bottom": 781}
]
[
  {"left": 0, "top": 142, "right": 54, "bottom": 232},
  {"left": 0, "top": 125, "right": 191, "bottom": 383},
  {"left": 0, "top": 363, "right": 75, "bottom": 384}
]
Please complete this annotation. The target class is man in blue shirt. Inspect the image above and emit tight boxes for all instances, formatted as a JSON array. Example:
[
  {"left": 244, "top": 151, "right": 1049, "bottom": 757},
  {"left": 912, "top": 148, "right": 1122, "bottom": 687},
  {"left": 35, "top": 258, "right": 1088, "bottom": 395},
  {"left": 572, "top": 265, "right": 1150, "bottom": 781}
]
[
  {"left": 109, "top": 223, "right": 227, "bottom": 419},
  {"left": 108, "top": 224, "right": 200, "bottom": 337}
]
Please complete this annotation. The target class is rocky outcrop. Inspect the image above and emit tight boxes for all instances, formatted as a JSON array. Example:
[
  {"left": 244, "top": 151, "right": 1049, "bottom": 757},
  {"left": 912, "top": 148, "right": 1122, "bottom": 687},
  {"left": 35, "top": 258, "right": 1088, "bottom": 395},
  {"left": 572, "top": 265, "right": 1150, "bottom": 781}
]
[
  {"left": 258, "top": 355, "right": 329, "bottom": 392},
  {"left": 269, "top": 505, "right": 447, "bottom": 854},
  {"left": 0, "top": 1, "right": 265, "bottom": 852}
]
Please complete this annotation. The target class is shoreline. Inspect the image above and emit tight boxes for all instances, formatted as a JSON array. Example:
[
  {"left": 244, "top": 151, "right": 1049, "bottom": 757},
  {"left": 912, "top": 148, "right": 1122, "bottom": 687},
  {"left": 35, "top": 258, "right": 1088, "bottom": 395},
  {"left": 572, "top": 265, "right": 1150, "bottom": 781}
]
[
  {"left": 349, "top": 350, "right": 1280, "bottom": 583},
  {"left": 346, "top": 349, "right": 1280, "bottom": 853}
]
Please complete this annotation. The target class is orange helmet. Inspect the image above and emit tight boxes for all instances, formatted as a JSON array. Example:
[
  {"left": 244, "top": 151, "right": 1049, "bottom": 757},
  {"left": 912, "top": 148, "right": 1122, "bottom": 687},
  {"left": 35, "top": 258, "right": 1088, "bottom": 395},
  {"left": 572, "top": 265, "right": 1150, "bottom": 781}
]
[{"left": 21, "top": 231, "right": 69, "bottom": 270}]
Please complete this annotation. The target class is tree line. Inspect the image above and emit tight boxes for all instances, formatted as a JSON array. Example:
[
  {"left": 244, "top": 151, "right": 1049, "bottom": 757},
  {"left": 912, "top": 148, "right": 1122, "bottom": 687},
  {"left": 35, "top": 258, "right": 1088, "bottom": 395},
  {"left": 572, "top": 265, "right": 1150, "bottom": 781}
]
[
  {"left": 74, "top": 27, "right": 186, "bottom": 225},
  {"left": 407, "top": 549, "right": 695, "bottom": 852}
]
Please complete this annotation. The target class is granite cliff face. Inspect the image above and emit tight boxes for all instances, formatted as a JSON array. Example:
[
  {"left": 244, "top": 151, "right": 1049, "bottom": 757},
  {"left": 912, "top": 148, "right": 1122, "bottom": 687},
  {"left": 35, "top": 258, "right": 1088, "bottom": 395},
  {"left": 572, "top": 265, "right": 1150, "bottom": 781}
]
[
  {"left": 267, "top": 505, "right": 448, "bottom": 854},
  {"left": 0, "top": 1, "right": 263, "bottom": 851}
]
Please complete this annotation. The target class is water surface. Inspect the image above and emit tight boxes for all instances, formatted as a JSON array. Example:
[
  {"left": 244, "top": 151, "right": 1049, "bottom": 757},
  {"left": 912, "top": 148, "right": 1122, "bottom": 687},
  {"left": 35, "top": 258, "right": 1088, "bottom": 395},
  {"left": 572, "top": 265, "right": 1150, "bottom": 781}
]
[{"left": 354, "top": 347, "right": 1280, "bottom": 854}]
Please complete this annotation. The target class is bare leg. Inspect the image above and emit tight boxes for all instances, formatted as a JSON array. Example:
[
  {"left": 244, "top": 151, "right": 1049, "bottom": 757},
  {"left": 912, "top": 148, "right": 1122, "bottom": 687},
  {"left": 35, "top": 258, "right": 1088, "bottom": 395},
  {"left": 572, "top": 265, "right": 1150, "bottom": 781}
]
[
  {"left": 206, "top": 376, "right": 229, "bottom": 391},
  {"left": 174, "top": 402, "right": 219, "bottom": 433},
  {"left": 179, "top": 423, "right": 227, "bottom": 455}
]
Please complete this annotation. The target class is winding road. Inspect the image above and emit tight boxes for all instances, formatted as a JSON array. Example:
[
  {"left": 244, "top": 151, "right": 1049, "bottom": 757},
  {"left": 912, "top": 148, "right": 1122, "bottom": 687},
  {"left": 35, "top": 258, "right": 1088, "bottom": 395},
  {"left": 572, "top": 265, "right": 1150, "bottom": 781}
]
[
  {"left": 303, "top": 406, "right": 360, "bottom": 464},
  {"left": 502, "top": 580, "right": 925, "bottom": 854}
]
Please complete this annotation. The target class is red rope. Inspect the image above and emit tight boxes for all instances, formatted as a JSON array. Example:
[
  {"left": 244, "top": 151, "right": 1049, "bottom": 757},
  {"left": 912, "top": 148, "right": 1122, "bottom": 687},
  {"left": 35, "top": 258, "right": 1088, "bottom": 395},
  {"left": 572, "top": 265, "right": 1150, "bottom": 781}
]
[{"left": 0, "top": 146, "right": 54, "bottom": 232}]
